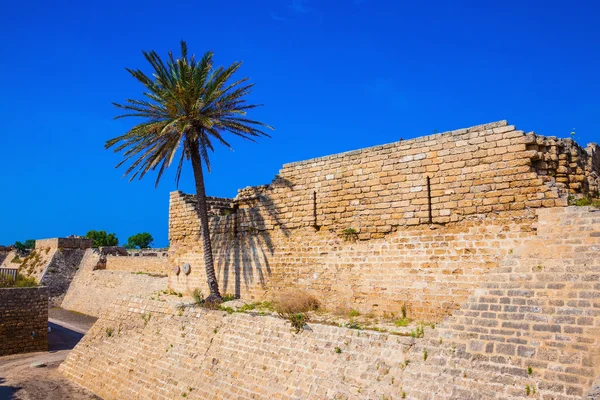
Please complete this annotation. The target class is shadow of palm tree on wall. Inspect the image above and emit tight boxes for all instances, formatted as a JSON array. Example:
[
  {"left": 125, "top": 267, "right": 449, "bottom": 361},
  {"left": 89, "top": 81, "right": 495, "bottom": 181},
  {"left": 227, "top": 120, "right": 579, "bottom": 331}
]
[{"left": 211, "top": 176, "right": 294, "bottom": 298}]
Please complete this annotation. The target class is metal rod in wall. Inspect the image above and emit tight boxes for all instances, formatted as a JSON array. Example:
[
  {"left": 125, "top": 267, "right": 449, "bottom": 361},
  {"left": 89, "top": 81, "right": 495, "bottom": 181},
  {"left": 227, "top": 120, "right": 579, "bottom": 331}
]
[
  {"left": 313, "top": 191, "right": 318, "bottom": 229},
  {"left": 427, "top": 176, "right": 432, "bottom": 224}
]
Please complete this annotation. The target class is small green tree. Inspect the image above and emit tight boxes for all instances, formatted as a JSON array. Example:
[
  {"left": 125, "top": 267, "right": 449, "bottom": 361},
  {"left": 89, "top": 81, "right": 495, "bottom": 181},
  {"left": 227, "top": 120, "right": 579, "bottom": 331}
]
[
  {"left": 127, "top": 233, "right": 154, "bottom": 249},
  {"left": 14, "top": 239, "right": 35, "bottom": 252},
  {"left": 85, "top": 230, "right": 119, "bottom": 247}
]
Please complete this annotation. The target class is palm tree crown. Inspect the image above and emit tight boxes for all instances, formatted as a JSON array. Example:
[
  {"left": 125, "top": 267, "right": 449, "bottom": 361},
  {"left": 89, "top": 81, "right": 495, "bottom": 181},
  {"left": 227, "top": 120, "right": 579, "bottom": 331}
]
[
  {"left": 106, "top": 40, "right": 272, "bottom": 186},
  {"left": 106, "top": 41, "right": 272, "bottom": 302}
]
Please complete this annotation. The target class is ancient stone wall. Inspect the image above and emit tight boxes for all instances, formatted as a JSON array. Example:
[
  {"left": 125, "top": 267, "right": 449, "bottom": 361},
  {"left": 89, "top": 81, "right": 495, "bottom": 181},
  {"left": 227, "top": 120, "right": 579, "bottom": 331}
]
[
  {"left": 35, "top": 237, "right": 93, "bottom": 250},
  {"left": 0, "top": 286, "right": 48, "bottom": 356},
  {"left": 401, "top": 206, "right": 600, "bottom": 399},
  {"left": 171, "top": 212, "right": 537, "bottom": 321},
  {"left": 60, "top": 296, "right": 414, "bottom": 400},
  {"left": 13, "top": 239, "right": 90, "bottom": 306},
  {"left": 61, "top": 250, "right": 168, "bottom": 317},
  {"left": 0, "top": 250, "right": 17, "bottom": 268},
  {"left": 168, "top": 121, "right": 599, "bottom": 319},
  {"left": 63, "top": 206, "right": 600, "bottom": 399},
  {"left": 0, "top": 248, "right": 10, "bottom": 265},
  {"left": 103, "top": 254, "right": 169, "bottom": 275}
]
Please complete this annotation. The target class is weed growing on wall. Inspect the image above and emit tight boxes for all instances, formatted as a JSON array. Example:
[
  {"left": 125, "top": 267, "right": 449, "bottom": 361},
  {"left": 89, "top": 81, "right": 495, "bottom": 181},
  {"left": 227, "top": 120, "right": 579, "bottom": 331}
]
[
  {"left": 348, "top": 309, "right": 360, "bottom": 317},
  {"left": 341, "top": 227, "right": 358, "bottom": 242},
  {"left": 274, "top": 290, "right": 319, "bottom": 333},
  {"left": 410, "top": 325, "right": 425, "bottom": 338},
  {"left": 192, "top": 288, "right": 203, "bottom": 305}
]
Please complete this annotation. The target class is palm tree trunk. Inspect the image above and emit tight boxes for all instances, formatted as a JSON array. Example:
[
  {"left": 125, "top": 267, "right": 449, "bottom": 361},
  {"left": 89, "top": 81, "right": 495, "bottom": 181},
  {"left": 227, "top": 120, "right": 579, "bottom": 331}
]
[{"left": 188, "top": 139, "right": 221, "bottom": 302}]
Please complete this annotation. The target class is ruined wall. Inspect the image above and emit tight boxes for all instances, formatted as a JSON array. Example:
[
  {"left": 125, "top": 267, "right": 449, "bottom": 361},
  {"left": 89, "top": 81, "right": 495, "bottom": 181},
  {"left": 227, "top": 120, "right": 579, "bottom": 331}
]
[
  {"left": 62, "top": 206, "right": 600, "bottom": 399},
  {"left": 169, "top": 121, "right": 599, "bottom": 319},
  {"left": 0, "top": 286, "right": 48, "bottom": 356},
  {"left": 61, "top": 250, "right": 168, "bottom": 317}
]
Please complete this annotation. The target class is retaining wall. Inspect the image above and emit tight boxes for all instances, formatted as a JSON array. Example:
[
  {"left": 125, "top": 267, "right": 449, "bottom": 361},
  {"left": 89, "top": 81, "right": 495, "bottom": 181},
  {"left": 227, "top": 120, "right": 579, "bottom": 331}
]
[{"left": 0, "top": 286, "right": 48, "bottom": 356}]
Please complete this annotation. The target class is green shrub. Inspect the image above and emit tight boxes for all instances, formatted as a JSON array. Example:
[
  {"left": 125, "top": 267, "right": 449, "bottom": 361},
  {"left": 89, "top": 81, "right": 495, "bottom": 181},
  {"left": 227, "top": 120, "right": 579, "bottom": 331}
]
[
  {"left": 192, "top": 288, "right": 203, "bottom": 305},
  {"left": 286, "top": 313, "right": 309, "bottom": 333},
  {"left": 0, "top": 273, "right": 37, "bottom": 288},
  {"left": 410, "top": 325, "right": 425, "bottom": 338},
  {"left": 568, "top": 195, "right": 600, "bottom": 207},
  {"left": 342, "top": 227, "right": 358, "bottom": 241},
  {"left": 222, "top": 293, "right": 237, "bottom": 302},
  {"left": 394, "top": 318, "right": 412, "bottom": 327}
]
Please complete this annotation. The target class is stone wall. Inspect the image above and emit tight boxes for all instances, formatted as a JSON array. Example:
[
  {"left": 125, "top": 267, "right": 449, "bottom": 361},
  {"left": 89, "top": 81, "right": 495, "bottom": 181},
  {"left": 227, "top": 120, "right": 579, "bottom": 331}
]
[
  {"left": 171, "top": 212, "right": 537, "bottom": 321},
  {"left": 0, "top": 250, "right": 17, "bottom": 268},
  {"left": 62, "top": 206, "right": 600, "bottom": 399},
  {"left": 35, "top": 237, "right": 93, "bottom": 250},
  {"left": 168, "top": 121, "right": 599, "bottom": 319},
  {"left": 401, "top": 206, "right": 600, "bottom": 399},
  {"left": 60, "top": 296, "right": 414, "bottom": 400},
  {"left": 14, "top": 239, "right": 90, "bottom": 306},
  {"left": 0, "top": 248, "right": 10, "bottom": 265},
  {"left": 0, "top": 286, "right": 48, "bottom": 356},
  {"left": 61, "top": 250, "right": 168, "bottom": 317},
  {"left": 103, "top": 254, "right": 169, "bottom": 275}
]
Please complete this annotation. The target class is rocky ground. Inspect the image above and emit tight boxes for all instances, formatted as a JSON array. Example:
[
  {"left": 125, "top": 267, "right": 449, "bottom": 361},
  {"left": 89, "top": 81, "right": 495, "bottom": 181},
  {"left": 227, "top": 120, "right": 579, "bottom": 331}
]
[{"left": 0, "top": 309, "right": 99, "bottom": 400}]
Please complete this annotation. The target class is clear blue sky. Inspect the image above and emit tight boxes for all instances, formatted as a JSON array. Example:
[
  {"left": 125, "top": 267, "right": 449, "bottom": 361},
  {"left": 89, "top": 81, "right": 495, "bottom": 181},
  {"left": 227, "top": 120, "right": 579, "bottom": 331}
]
[{"left": 1, "top": 0, "right": 598, "bottom": 247}]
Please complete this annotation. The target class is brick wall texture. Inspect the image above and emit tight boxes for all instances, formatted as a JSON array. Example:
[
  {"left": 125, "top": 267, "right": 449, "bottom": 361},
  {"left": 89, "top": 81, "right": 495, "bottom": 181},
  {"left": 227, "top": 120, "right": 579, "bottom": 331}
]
[
  {"left": 168, "top": 121, "right": 599, "bottom": 320},
  {"left": 401, "top": 206, "right": 600, "bottom": 400},
  {"left": 62, "top": 206, "right": 600, "bottom": 399},
  {"left": 60, "top": 296, "right": 415, "bottom": 400},
  {"left": 0, "top": 286, "right": 48, "bottom": 356}
]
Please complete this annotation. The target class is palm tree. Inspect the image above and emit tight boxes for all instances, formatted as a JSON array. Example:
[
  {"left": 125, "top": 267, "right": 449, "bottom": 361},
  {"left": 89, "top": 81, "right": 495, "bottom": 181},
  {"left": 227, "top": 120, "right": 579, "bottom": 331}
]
[{"left": 106, "top": 41, "right": 272, "bottom": 303}]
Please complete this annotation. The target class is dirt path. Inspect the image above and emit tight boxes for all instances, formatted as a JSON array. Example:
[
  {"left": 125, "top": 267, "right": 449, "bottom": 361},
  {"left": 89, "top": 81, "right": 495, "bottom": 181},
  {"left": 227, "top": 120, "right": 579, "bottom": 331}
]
[{"left": 0, "top": 309, "right": 100, "bottom": 400}]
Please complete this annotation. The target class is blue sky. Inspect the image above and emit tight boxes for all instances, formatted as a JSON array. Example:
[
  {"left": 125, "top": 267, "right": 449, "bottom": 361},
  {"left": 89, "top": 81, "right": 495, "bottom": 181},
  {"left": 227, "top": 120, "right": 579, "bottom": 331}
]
[{"left": 1, "top": 0, "right": 598, "bottom": 247}]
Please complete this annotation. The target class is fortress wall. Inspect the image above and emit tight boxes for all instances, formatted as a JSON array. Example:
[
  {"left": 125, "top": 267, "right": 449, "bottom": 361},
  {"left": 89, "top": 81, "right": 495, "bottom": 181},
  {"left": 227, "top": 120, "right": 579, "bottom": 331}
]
[
  {"left": 61, "top": 249, "right": 168, "bottom": 317},
  {"left": 170, "top": 121, "right": 566, "bottom": 244},
  {"left": 170, "top": 211, "right": 536, "bottom": 321},
  {"left": 62, "top": 207, "right": 600, "bottom": 400},
  {"left": 168, "top": 121, "right": 599, "bottom": 319},
  {"left": 60, "top": 296, "right": 414, "bottom": 400},
  {"left": 35, "top": 237, "right": 93, "bottom": 250},
  {"left": 401, "top": 206, "right": 600, "bottom": 399},
  {"left": 103, "top": 255, "right": 169, "bottom": 275}
]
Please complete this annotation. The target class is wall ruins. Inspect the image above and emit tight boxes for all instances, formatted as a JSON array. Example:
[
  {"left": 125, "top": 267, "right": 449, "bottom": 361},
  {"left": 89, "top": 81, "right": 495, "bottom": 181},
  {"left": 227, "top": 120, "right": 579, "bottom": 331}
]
[{"left": 168, "top": 120, "right": 600, "bottom": 320}]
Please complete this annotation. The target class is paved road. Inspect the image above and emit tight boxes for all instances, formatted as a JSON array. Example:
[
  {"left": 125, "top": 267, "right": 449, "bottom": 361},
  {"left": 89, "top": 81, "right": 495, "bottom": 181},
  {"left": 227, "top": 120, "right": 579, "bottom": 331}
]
[{"left": 0, "top": 310, "right": 100, "bottom": 400}]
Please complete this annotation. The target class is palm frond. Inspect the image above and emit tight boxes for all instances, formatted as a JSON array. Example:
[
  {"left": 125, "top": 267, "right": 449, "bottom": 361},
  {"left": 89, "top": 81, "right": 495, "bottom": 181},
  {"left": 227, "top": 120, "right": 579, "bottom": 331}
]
[{"left": 107, "top": 41, "right": 273, "bottom": 187}]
